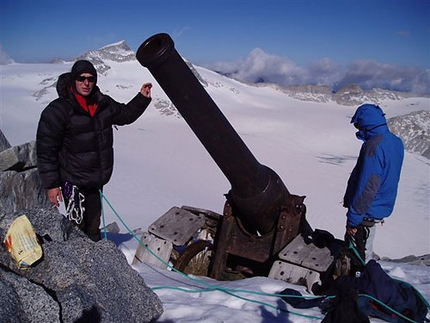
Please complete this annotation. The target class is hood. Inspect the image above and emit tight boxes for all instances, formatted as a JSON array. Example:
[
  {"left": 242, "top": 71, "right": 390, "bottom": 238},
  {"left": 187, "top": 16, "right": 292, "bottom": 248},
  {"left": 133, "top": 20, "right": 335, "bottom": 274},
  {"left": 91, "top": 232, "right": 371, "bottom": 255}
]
[
  {"left": 55, "top": 72, "right": 100, "bottom": 101},
  {"left": 351, "top": 104, "right": 388, "bottom": 141},
  {"left": 351, "top": 104, "right": 387, "bottom": 129},
  {"left": 56, "top": 73, "right": 72, "bottom": 99}
]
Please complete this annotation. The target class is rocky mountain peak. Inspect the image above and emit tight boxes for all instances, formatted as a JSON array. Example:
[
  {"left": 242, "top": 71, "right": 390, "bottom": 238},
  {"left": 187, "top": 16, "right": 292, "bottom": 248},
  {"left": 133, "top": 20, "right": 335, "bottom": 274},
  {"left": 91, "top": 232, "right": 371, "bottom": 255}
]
[
  {"left": 77, "top": 40, "right": 135, "bottom": 63},
  {"left": 388, "top": 110, "right": 430, "bottom": 159},
  {"left": 75, "top": 40, "right": 136, "bottom": 75},
  {"left": 335, "top": 84, "right": 363, "bottom": 95}
]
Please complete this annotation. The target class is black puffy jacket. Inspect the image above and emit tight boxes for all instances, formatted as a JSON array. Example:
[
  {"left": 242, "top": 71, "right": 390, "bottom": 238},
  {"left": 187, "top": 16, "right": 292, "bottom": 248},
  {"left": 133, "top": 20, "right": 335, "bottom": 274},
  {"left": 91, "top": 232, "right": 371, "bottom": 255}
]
[{"left": 36, "top": 72, "right": 151, "bottom": 189}]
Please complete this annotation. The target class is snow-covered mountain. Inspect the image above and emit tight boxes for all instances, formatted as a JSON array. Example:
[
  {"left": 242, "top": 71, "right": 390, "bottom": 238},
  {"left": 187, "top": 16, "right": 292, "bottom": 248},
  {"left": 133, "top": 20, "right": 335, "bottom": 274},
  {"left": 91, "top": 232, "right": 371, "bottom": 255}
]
[
  {"left": 30, "top": 41, "right": 430, "bottom": 159},
  {"left": 76, "top": 40, "right": 136, "bottom": 75}
]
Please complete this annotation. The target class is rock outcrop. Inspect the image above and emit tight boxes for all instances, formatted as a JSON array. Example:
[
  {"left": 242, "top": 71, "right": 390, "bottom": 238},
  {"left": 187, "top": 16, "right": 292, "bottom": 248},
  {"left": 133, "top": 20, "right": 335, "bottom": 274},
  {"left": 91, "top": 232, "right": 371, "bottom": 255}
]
[
  {"left": 0, "top": 129, "right": 163, "bottom": 322},
  {"left": 0, "top": 130, "right": 49, "bottom": 214},
  {"left": 388, "top": 110, "right": 430, "bottom": 159}
]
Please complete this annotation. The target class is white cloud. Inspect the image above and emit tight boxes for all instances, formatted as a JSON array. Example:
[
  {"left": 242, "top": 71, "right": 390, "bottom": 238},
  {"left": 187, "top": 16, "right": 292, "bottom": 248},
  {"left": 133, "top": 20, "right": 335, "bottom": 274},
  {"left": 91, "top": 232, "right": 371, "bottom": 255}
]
[
  {"left": 0, "top": 44, "right": 14, "bottom": 65},
  {"left": 173, "top": 27, "right": 190, "bottom": 38},
  {"left": 210, "top": 49, "right": 430, "bottom": 95},
  {"left": 335, "top": 60, "right": 430, "bottom": 94},
  {"left": 211, "top": 48, "right": 305, "bottom": 85}
]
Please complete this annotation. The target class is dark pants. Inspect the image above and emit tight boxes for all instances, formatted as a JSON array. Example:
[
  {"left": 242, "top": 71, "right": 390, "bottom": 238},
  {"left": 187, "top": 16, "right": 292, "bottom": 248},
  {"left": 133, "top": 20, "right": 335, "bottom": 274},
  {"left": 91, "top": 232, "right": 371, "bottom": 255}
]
[
  {"left": 63, "top": 184, "right": 102, "bottom": 242},
  {"left": 344, "top": 225, "right": 371, "bottom": 264}
]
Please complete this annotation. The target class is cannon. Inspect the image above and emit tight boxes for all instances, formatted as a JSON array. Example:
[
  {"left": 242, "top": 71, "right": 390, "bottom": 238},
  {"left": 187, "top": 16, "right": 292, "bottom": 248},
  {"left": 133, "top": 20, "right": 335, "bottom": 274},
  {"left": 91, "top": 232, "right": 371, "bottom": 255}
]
[{"left": 135, "top": 33, "right": 334, "bottom": 283}]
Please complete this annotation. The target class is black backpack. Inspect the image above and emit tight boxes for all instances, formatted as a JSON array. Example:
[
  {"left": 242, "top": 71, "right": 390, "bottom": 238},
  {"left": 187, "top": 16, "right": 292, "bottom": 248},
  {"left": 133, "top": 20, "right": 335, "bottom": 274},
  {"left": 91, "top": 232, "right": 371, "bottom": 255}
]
[{"left": 321, "top": 284, "right": 370, "bottom": 323}]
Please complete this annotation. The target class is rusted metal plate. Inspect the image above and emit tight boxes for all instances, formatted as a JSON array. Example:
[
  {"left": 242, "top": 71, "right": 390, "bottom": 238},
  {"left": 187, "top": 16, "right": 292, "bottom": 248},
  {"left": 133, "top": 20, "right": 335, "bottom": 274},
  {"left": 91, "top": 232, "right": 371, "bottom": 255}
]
[
  {"left": 148, "top": 206, "right": 206, "bottom": 246},
  {"left": 269, "top": 260, "right": 322, "bottom": 292},
  {"left": 132, "top": 232, "right": 173, "bottom": 269},
  {"left": 278, "top": 234, "right": 333, "bottom": 272}
]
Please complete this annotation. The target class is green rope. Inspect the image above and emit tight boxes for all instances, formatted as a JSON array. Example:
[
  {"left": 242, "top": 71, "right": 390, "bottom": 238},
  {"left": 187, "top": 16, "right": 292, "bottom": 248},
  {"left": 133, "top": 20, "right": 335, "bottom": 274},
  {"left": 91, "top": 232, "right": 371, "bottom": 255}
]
[
  {"left": 98, "top": 190, "right": 323, "bottom": 320},
  {"left": 99, "top": 190, "right": 428, "bottom": 323},
  {"left": 100, "top": 190, "right": 107, "bottom": 240},
  {"left": 348, "top": 240, "right": 366, "bottom": 266}
]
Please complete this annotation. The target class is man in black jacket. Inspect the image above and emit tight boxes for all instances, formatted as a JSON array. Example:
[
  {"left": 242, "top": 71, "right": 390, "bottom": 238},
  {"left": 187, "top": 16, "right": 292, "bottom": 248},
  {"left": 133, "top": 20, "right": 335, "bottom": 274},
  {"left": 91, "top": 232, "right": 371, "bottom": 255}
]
[{"left": 36, "top": 60, "right": 152, "bottom": 241}]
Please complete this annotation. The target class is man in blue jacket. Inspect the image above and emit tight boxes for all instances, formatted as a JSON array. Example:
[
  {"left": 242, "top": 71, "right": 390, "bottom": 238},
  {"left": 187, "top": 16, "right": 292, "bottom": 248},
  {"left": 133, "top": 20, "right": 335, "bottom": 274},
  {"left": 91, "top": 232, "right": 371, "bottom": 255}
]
[{"left": 343, "top": 104, "right": 404, "bottom": 263}]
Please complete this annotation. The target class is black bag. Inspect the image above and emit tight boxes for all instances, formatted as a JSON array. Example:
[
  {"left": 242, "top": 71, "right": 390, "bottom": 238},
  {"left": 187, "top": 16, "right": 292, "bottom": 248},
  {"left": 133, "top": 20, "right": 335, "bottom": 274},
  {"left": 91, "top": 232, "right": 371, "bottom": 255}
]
[{"left": 321, "top": 284, "right": 370, "bottom": 323}]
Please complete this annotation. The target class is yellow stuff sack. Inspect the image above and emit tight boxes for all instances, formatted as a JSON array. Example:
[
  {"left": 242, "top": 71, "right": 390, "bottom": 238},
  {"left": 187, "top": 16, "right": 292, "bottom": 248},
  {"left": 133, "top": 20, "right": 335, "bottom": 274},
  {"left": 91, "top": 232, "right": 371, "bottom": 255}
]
[{"left": 3, "top": 214, "right": 43, "bottom": 269}]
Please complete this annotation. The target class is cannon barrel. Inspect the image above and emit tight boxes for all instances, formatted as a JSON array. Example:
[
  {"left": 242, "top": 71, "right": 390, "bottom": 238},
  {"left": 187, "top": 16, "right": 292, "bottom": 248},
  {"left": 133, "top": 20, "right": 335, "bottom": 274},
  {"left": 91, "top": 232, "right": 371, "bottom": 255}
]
[{"left": 136, "top": 33, "right": 290, "bottom": 234}]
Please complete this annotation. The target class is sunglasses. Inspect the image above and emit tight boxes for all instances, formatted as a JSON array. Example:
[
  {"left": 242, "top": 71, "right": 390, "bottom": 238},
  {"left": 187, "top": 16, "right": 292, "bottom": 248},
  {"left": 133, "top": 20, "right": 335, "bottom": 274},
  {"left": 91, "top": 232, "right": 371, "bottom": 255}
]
[{"left": 76, "top": 75, "right": 95, "bottom": 83}]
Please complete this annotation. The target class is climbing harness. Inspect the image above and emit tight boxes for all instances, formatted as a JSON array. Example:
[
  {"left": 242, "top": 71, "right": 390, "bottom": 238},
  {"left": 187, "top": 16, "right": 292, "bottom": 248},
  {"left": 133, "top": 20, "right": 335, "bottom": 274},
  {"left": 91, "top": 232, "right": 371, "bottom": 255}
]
[{"left": 63, "top": 182, "right": 85, "bottom": 225}]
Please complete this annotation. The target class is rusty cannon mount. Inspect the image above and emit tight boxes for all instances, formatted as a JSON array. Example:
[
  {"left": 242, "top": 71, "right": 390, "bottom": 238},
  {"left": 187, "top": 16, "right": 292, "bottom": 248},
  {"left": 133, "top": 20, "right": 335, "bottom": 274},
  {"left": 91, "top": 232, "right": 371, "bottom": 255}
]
[{"left": 135, "top": 33, "right": 338, "bottom": 288}]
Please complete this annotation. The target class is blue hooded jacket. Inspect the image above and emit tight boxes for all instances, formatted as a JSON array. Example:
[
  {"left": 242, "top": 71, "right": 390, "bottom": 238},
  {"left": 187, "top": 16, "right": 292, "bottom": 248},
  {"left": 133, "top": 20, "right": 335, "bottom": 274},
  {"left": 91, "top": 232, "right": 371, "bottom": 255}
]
[{"left": 343, "top": 104, "right": 404, "bottom": 227}]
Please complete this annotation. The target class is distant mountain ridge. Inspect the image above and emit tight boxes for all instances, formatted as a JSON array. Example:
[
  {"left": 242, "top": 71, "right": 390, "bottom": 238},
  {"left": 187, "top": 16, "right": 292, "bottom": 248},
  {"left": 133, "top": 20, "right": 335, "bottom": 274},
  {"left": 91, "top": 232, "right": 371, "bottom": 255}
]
[{"left": 254, "top": 83, "right": 429, "bottom": 107}]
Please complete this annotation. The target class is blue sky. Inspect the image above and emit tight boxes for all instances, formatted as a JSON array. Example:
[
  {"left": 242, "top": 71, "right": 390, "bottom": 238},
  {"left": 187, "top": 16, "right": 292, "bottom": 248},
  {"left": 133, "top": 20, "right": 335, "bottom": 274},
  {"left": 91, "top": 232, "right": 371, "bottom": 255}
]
[{"left": 1, "top": 0, "right": 429, "bottom": 93}]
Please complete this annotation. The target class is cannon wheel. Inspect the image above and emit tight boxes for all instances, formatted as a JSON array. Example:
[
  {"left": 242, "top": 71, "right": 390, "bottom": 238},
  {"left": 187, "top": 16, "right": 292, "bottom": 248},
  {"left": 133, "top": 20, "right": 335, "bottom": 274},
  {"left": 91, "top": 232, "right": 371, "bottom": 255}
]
[{"left": 174, "top": 240, "right": 213, "bottom": 276}]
